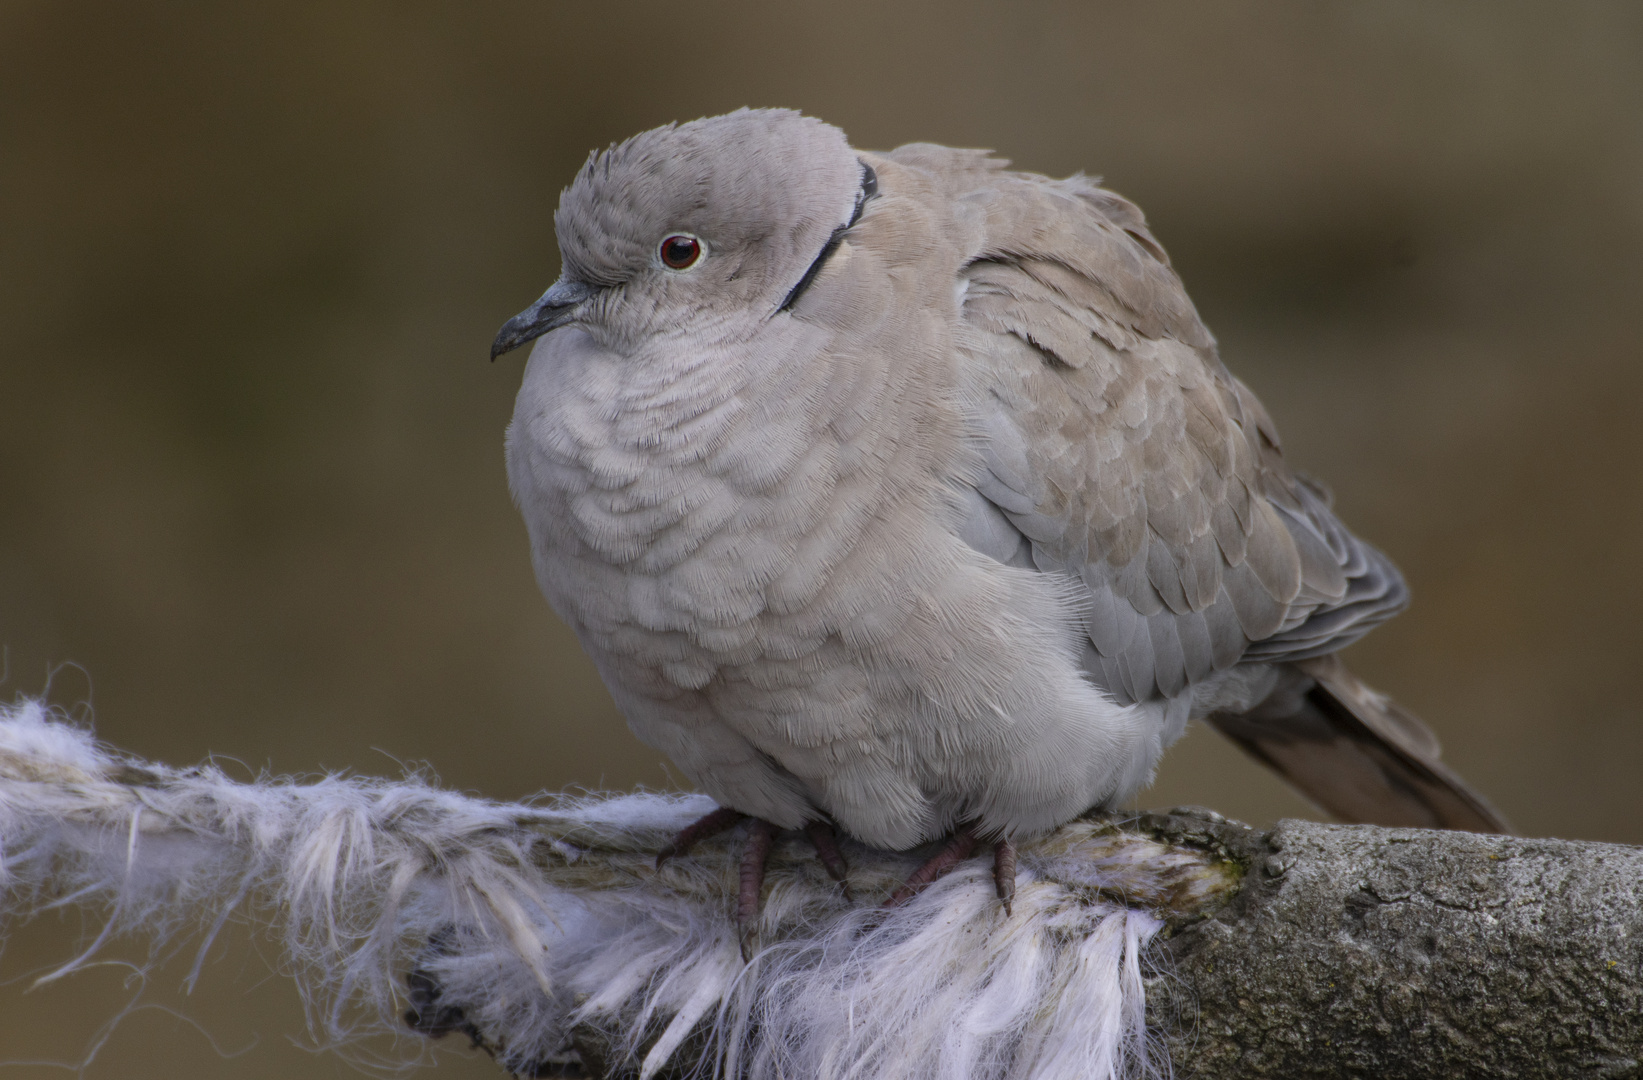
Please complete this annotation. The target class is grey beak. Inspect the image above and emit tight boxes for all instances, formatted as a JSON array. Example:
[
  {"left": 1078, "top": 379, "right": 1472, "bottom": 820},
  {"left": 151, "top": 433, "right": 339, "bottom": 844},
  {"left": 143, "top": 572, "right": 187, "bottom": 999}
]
[{"left": 491, "top": 278, "right": 596, "bottom": 360}]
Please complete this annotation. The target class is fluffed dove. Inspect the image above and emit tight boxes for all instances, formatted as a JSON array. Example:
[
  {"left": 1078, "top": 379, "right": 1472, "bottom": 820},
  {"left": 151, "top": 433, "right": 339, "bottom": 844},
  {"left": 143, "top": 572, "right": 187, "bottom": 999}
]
[{"left": 494, "top": 109, "right": 1507, "bottom": 921}]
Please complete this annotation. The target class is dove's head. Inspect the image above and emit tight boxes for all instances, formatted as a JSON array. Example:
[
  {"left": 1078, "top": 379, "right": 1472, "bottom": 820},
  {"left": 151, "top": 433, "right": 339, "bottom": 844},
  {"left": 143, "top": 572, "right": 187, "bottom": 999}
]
[{"left": 492, "top": 109, "right": 876, "bottom": 358}]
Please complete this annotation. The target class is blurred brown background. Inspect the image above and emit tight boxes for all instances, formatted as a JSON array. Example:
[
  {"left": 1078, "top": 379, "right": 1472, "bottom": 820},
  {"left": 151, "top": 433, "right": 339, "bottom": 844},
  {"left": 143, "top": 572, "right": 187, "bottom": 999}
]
[{"left": 1, "top": 1, "right": 1639, "bottom": 1076}]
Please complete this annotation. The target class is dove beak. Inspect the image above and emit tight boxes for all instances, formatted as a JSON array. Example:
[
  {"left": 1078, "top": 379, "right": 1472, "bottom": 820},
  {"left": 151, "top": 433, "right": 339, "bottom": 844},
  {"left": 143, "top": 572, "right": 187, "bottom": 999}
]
[{"left": 491, "top": 278, "right": 596, "bottom": 360}]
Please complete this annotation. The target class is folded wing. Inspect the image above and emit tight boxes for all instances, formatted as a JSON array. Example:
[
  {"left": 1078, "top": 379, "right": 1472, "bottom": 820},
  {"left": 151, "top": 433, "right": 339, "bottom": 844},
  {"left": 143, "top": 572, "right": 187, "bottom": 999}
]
[{"left": 893, "top": 144, "right": 1504, "bottom": 830}]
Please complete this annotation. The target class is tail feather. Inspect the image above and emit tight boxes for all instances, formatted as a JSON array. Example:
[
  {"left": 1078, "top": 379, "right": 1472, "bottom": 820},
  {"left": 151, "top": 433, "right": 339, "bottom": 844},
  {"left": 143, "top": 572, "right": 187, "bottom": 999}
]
[{"left": 1206, "top": 655, "right": 1511, "bottom": 834}]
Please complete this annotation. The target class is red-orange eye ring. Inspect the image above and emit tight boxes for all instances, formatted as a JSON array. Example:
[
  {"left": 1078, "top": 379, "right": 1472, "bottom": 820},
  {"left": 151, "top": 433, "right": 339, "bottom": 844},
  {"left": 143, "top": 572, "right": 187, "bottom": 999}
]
[{"left": 660, "top": 234, "right": 702, "bottom": 270}]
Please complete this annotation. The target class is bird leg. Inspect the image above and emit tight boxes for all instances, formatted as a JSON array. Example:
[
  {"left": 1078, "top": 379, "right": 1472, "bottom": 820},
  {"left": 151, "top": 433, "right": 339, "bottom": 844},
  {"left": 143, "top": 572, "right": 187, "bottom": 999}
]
[
  {"left": 884, "top": 827, "right": 979, "bottom": 906},
  {"left": 735, "top": 819, "right": 778, "bottom": 960},
  {"left": 654, "top": 805, "right": 746, "bottom": 866},
  {"left": 736, "top": 818, "right": 778, "bottom": 924},
  {"left": 884, "top": 828, "right": 1019, "bottom": 912},
  {"left": 994, "top": 838, "right": 1017, "bottom": 915},
  {"left": 805, "top": 820, "right": 854, "bottom": 901},
  {"left": 656, "top": 809, "right": 859, "bottom": 956}
]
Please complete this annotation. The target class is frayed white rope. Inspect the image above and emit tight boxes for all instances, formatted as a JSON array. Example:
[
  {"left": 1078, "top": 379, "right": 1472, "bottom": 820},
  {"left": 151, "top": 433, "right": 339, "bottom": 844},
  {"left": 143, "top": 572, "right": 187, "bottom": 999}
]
[{"left": 0, "top": 700, "right": 1233, "bottom": 1078}]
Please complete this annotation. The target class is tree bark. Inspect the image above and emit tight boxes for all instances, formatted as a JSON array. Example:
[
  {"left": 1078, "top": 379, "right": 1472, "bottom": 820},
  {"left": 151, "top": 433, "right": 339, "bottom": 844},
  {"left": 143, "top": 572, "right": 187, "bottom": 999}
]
[
  {"left": 542, "top": 809, "right": 1643, "bottom": 1079},
  {"left": 1140, "top": 810, "right": 1643, "bottom": 1079},
  {"left": 2, "top": 704, "right": 1638, "bottom": 1078}
]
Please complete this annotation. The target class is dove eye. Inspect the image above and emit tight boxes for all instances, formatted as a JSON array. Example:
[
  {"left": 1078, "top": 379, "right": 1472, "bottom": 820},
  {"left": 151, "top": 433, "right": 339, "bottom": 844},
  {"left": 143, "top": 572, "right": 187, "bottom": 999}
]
[{"left": 659, "top": 234, "right": 703, "bottom": 271}]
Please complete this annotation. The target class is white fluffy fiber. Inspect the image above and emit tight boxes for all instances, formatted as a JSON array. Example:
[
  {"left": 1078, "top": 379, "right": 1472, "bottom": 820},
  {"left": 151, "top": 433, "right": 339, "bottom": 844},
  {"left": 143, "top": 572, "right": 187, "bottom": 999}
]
[{"left": 0, "top": 700, "right": 1217, "bottom": 1079}]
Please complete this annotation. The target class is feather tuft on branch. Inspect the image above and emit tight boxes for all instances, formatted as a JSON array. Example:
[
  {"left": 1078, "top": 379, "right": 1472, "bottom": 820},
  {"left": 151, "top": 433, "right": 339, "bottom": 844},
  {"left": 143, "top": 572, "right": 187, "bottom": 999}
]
[{"left": 0, "top": 701, "right": 1239, "bottom": 1079}]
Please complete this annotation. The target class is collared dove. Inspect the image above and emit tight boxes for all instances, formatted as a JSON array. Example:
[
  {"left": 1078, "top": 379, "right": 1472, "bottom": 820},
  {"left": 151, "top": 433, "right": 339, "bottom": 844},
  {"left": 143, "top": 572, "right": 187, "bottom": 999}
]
[{"left": 495, "top": 109, "right": 1507, "bottom": 919}]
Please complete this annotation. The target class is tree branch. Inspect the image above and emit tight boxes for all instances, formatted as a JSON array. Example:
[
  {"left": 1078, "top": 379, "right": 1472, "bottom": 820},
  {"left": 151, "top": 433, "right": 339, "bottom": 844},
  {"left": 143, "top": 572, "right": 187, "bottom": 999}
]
[
  {"left": 1144, "top": 811, "right": 1643, "bottom": 1079},
  {"left": 1, "top": 701, "right": 1636, "bottom": 1079}
]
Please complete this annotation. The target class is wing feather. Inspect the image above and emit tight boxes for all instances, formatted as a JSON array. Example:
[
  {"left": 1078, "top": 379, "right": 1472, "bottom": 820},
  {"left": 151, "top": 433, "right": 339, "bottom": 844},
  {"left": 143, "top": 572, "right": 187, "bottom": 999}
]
[{"left": 900, "top": 145, "right": 1406, "bottom": 705}]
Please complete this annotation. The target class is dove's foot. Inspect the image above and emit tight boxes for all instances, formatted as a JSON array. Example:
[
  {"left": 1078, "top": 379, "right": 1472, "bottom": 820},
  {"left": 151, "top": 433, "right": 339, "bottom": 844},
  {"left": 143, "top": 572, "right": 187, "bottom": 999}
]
[
  {"left": 655, "top": 805, "right": 746, "bottom": 866},
  {"left": 884, "top": 828, "right": 977, "bottom": 906},
  {"left": 805, "top": 820, "right": 854, "bottom": 901},
  {"left": 994, "top": 838, "right": 1017, "bottom": 915},
  {"left": 734, "top": 820, "right": 858, "bottom": 919},
  {"left": 885, "top": 829, "right": 1018, "bottom": 912},
  {"left": 736, "top": 818, "right": 778, "bottom": 928},
  {"left": 655, "top": 807, "right": 857, "bottom": 957},
  {"left": 734, "top": 818, "right": 857, "bottom": 958}
]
